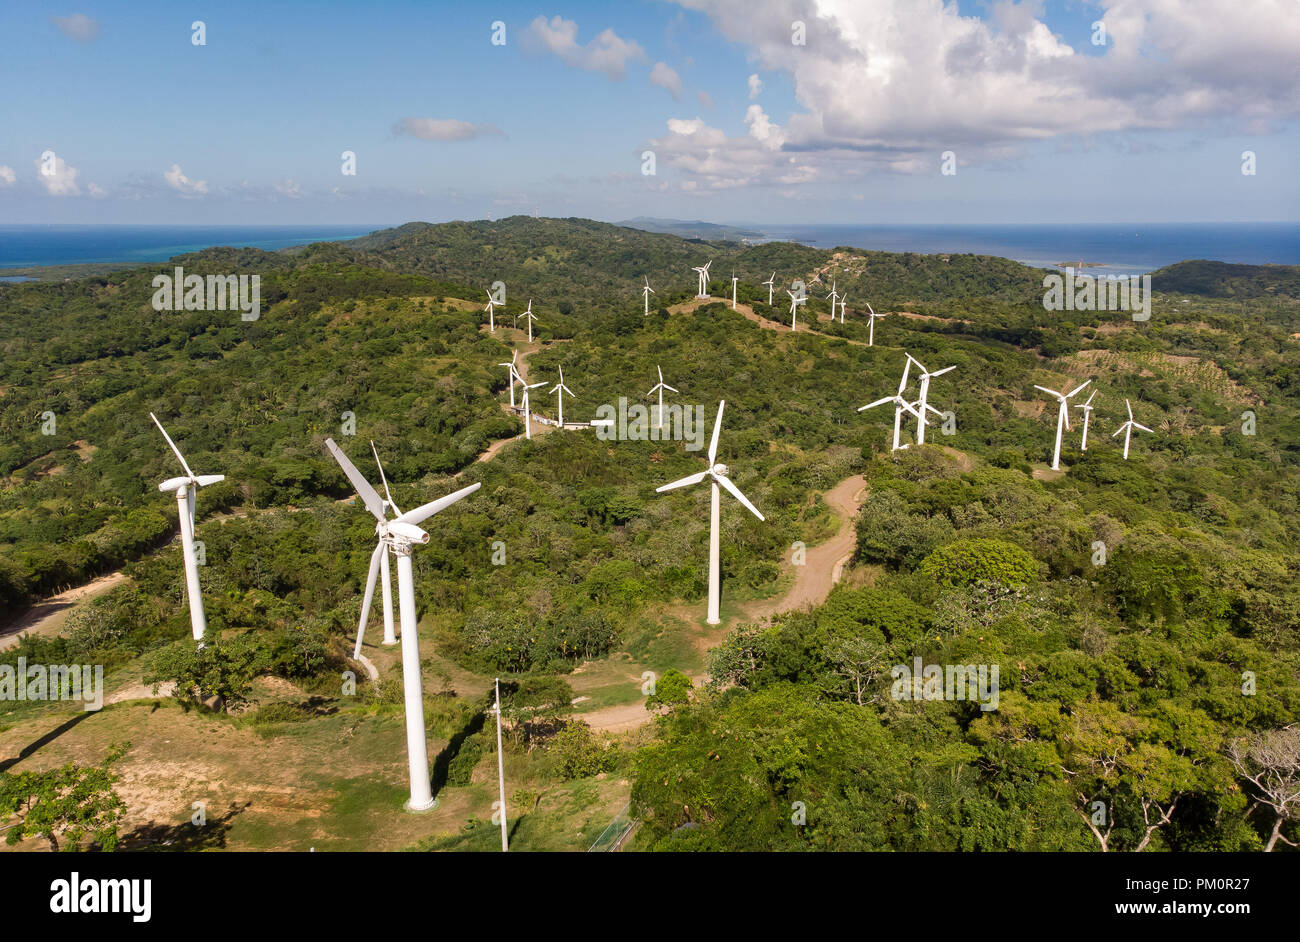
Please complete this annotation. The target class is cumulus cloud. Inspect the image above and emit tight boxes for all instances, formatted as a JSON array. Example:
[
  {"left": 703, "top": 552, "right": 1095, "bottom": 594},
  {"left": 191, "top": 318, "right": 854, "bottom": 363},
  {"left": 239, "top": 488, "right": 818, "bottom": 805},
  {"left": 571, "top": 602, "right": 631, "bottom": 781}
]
[
  {"left": 87, "top": 182, "right": 107, "bottom": 198},
  {"left": 0, "top": 166, "right": 15, "bottom": 186},
  {"left": 164, "top": 163, "right": 208, "bottom": 196},
  {"left": 393, "top": 117, "right": 505, "bottom": 141},
  {"left": 34, "top": 154, "right": 80, "bottom": 195},
  {"left": 522, "top": 15, "right": 647, "bottom": 80},
  {"left": 655, "top": 0, "right": 1300, "bottom": 188},
  {"left": 51, "top": 13, "right": 100, "bottom": 42},
  {"left": 650, "top": 62, "right": 684, "bottom": 100}
]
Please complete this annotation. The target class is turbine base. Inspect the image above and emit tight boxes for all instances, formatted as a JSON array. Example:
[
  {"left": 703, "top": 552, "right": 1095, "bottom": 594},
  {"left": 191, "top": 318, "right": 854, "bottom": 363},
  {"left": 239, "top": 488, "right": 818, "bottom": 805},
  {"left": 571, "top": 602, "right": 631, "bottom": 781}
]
[{"left": 404, "top": 796, "right": 438, "bottom": 813}]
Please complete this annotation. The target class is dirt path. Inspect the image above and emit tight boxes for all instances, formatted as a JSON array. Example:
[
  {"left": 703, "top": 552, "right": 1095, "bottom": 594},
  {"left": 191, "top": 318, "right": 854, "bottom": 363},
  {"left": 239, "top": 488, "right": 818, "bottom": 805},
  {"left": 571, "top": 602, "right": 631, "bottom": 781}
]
[
  {"left": 580, "top": 472, "right": 869, "bottom": 734},
  {"left": 668, "top": 297, "right": 873, "bottom": 347},
  {"left": 1, "top": 571, "right": 129, "bottom": 651}
]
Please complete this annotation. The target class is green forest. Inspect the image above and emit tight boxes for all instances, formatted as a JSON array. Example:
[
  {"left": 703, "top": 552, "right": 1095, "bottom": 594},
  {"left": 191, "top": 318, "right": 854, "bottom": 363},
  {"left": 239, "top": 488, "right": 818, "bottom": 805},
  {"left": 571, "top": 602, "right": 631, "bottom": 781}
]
[{"left": 1, "top": 217, "right": 1298, "bottom": 852}]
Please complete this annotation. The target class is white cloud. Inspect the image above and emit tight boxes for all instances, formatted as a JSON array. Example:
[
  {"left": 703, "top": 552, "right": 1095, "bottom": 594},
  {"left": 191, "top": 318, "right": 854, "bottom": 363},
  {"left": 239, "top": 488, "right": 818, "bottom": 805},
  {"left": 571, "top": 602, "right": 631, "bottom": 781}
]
[
  {"left": 650, "top": 62, "right": 683, "bottom": 100},
  {"left": 658, "top": 0, "right": 1300, "bottom": 187},
  {"left": 87, "top": 182, "right": 107, "bottom": 198},
  {"left": 522, "top": 15, "right": 647, "bottom": 80},
  {"left": 697, "top": 90, "right": 714, "bottom": 108},
  {"left": 164, "top": 163, "right": 208, "bottom": 196},
  {"left": 51, "top": 13, "right": 100, "bottom": 42},
  {"left": 393, "top": 117, "right": 504, "bottom": 141},
  {"left": 34, "top": 154, "right": 80, "bottom": 196},
  {"left": 275, "top": 179, "right": 302, "bottom": 199},
  {"left": 0, "top": 166, "right": 15, "bottom": 186}
]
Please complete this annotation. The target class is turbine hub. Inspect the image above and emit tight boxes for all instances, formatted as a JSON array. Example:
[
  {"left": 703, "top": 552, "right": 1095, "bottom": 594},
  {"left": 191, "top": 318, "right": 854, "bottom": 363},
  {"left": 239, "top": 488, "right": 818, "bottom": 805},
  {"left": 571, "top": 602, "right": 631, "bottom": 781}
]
[{"left": 713, "top": 463, "right": 729, "bottom": 477}]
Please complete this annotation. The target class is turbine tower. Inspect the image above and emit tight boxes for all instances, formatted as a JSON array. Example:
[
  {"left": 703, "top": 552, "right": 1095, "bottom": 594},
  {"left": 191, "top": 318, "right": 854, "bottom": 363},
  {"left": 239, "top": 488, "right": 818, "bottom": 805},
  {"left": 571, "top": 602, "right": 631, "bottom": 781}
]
[
  {"left": 1076, "top": 390, "right": 1098, "bottom": 451},
  {"left": 693, "top": 260, "right": 713, "bottom": 299},
  {"left": 642, "top": 276, "right": 655, "bottom": 316},
  {"left": 550, "top": 366, "right": 575, "bottom": 427},
  {"left": 838, "top": 293, "right": 848, "bottom": 325},
  {"left": 825, "top": 282, "right": 838, "bottom": 321},
  {"left": 498, "top": 350, "right": 521, "bottom": 408},
  {"left": 656, "top": 401, "right": 764, "bottom": 625},
  {"left": 521, "top": 380, "right": 546, "bottom": 439},
  {"left": 762, "top": 272, "right": 776, "bottom": 306},
  {"left": 1034, "top": 379, "right": 1091, "bottom": 471},
  {"left": 1112, "top": 398, "right": 1153, "bottom": 459},
  {"left": 866, "top": 302, "right": 887, "bottom": 345},
  {"left": 857, "top": 358, "right": 922, "bottom": 452},
  {"left": 521, "top": 301, "right": 538, "bottom": 343},
  {"left": 484, "top": 289, "right": 500, "bottom": 333},
  {"left": 906, "top": 354, "right": 956, "bottom": 446},
  {"left": 646, "top": 365, "right": 679, "bottom": 430},
  {"left": 325, "top": 437, "right": 481, "bottom": 811},
  {"left": 731, "top": 273, "right": 739, "bottom": 310},
  {"left": 150, "top": 413, "right": 224, "bottom": 643},
  {"left": 494, "top": 678, "right": 508, "bottom": 851},
  {"left": 786, "top": 289, "right": 806, "bottom": 331}
]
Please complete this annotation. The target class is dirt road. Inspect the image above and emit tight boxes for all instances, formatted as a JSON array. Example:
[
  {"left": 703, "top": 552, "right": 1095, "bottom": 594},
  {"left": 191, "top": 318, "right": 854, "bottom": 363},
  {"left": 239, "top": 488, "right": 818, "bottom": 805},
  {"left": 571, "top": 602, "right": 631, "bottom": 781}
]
[{"left": 1, "top": 571, "right": 129, "bottom": 651}]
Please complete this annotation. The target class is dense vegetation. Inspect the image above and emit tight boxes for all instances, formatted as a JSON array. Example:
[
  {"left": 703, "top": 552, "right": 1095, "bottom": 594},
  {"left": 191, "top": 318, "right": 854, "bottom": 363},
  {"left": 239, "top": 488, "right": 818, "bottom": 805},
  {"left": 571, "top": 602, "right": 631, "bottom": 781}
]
[{"left": 1, "top": 218, "right": 1297, "bottom": 852}]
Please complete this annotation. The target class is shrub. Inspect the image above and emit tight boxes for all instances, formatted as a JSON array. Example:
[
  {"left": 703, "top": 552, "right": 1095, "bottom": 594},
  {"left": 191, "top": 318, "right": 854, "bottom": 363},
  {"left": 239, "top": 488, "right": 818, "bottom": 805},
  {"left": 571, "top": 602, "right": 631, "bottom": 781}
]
[{"left": 918, "top": 538, "right": 1039, "bottom": 589}]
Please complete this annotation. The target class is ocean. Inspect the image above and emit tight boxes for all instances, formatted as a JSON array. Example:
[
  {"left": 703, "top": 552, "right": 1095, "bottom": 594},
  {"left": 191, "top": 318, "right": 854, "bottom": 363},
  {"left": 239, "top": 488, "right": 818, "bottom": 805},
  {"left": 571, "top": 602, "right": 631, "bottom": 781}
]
[
  {"left": 0, "top": 224, "right": 387, "bottom": 270},
  {"left": 754, "top": 222, "right": 1300, "bottom": 279},
  {"left": 0, "top": 222, "right": 1295, "bottom": 281}
]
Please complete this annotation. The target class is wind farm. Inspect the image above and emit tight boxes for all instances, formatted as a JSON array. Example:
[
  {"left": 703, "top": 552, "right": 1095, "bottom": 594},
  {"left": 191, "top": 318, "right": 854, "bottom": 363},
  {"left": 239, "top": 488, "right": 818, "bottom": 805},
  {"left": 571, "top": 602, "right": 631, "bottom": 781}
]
[{"left": 2, "top": 1, "right": 1297, "bottom": 885}]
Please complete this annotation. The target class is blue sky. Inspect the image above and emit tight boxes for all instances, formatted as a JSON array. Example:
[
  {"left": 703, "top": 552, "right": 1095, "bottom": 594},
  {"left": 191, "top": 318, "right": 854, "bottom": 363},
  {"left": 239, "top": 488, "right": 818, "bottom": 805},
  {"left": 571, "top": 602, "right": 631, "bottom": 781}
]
[{"left": 1, "top": 0, "right": 1297, "bottom": 226}]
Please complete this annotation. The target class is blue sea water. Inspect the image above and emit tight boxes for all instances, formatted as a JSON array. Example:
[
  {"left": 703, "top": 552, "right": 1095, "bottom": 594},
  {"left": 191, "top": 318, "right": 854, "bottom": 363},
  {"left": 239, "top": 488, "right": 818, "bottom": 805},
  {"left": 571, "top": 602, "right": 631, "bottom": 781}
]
[
  {"left": 0, "top": 224, "right": 388, "bottom": 270},
  {"left": 754, "top": 223, "right": 1300, "bottom": 280}
]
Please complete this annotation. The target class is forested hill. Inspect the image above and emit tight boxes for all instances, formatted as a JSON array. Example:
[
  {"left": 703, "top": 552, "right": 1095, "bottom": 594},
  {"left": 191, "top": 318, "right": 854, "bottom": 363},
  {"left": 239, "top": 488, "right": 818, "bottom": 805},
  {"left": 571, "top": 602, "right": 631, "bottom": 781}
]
[{"left": 1151, "top": 259, "right": 1300, "bottom": 299}]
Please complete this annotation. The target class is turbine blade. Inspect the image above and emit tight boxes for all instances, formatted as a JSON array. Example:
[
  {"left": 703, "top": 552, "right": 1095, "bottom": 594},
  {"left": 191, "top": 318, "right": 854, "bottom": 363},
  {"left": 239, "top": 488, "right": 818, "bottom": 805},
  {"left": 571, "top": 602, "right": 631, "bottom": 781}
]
[
  {"left": 1033, "top": 385, "right": 1063, "bottom": 398},
  {"left": 325, "top": 438, "right": 387, "bottom": 521},
  {"left": 397, "top": 481, "right": 482, "bottom": 526},
  {"left": 150, "top": 413, "right": 195, "bottom": 479},
  {"left": 193, "top": 474, "right": 225, "bottom": 487},
  {"left": 931, "top": 366, "right": 956, "bottom": 378},
  {"left": 356, "top": 542, "right": 384, "bottom": 656},
  {"left": 858, "top": 396, "right": 894, "bottom": 411},
  {"left": 1112, "top": 425, "right": 1128, "bottom": 437},
  {"left": 708, "top": 400, "right": 725, "bottom": 464},
  {"left": 664, "top": 384, "right": 679, "bottom": 393},
  {"left": 1067, "top": 379, "right": 1091, "bottom": 398},
  {"left": 1133, "top": 423, "right": 1154, "bottom": 433},
  {"left": 656, "top": 470, "right": 708, "bottom": 493},
  {"left": 718, "top": 474, "right": 765, "bottom": 521},
  {"left": 371, "top": 441, "right": 396, "bottom": 510}
]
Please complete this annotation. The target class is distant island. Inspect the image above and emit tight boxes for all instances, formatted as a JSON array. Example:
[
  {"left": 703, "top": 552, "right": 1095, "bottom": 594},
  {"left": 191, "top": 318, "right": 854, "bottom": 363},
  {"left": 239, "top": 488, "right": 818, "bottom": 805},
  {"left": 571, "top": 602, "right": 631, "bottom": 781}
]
[{"left": 616, "top": 216, "right": 767, "bottom": 243}]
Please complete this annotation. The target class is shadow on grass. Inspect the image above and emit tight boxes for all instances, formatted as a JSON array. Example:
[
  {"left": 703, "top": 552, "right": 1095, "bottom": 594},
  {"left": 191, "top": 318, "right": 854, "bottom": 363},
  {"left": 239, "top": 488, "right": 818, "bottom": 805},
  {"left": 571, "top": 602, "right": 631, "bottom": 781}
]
[
  {"left": 119, "top": 802, "right": 250, "bottom": 851},
  {"left": 0, "top": 710, "right": 97, "bottom": 773}
]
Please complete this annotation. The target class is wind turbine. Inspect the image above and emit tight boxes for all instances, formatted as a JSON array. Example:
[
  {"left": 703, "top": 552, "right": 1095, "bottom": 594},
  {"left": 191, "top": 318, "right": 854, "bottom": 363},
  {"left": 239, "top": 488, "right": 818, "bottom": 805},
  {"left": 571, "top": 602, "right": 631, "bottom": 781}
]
[
  {"left": 150, "top": 413, "right": 224, "bottom": 643},
  {"left": 550, "top": 366, "right": 575, "bottom": 427},
  {"left": 693, "top": 260, "right": 713, "bottom": 298},
  {"left": 731, "top": 272, "right": 739, "bottom": 310},
  {"left": 825, "top": 282, "right": 838, "bottom": 322},
  {"left": 484, "top": 289, "right": 500, "bottom": 333},
  {"left": 906, "top": 354, "right": 955, "bottom": 446},
  {"left": 786, "top": 289, "right": 806, "bottom": 330},
  {"left": 655, "top": 401, "right": 764, "bottom": 625},
  {"left": 521, "top": 302, "right": 538, "bottom": 343},
  {"left": 1112, "top": 398, "right": 1153, "bottom": 460},
  {"left": 646, "top": 365, "right": 679, "bottom": 430},
  {"left": 521, "top": 380, "right": 546, "bottom": 439},
  {"left": 350, "top": 441, "right": 409, "bottom": 654},
  {"left": 838, "top": 293, "right": 849, "bottom": 325},
  {"left": 325, "top": 437, "right": 481, "bottom": 811},
  {"left": 1076, "top": 390, "right": 1098, "bottom": 451},
  {"left": 866, "top": 302, "right": 887, "bottom": 345},
  {"left": 642, "top": 276, "right": 655, "bottom": 316},
  {"left": 762, "top": 272, "right": 776, "bottom": 306},
  {"left": 1034, "top": 379, "right": 1091, "bottom": 471},
  {"left": 857, "top": 358, "right": 922, "bottom": 452},
  {"left": 498, "top": 350, "right": 521, "bottom": 408},
  {"left": 493, "top": 678, "right": 508, "bottom": 852}
]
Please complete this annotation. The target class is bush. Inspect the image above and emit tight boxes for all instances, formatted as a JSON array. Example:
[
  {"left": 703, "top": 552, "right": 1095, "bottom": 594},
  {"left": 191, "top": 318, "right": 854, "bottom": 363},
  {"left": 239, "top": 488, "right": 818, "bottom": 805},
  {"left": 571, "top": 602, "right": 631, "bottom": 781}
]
[
  {"left": 550, "top": 722, "right": 613, "bottom": 780},
  {"left": 918, "top": 538, "right": 1039, "bottom": 588}
]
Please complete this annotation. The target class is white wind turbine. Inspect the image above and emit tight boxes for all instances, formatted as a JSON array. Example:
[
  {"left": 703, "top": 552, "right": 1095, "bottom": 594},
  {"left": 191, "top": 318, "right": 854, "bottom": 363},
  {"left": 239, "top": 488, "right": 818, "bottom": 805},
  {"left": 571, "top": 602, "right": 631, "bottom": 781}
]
[
  {"left": 693, "top": 260, "right": 713, "bottom": 298},
  {"left": 731, "top": 272, "right": 739, "bottom": 310},
  {"left": 521, "top": 379, "right": 546, "bottom": 439},
  {"left": 1112, "top": 398, "right": 1153, "bottom": 460},
  {"left": 150, "top": 413, "right": 224, "bottom": 643},
  {"left": 325, "top": 437, "right": 481, "bottom": 811},
  {"left": 349, "top": 441, "right": 411, "bottom": 655},
  {"left": 762, "top": 272, "right": 776, "bottom": 306},
  {"left": 642, "top": 276, "right": 655, "bottom": 316},
  {"left": 656, "top": 401, "right": 764, "bottom": 625},
  {"left": 838, "top": 293, "right": 848, "bottom": 325},
  {"left": 520, "top": 302, "right": 538, "bottom": 343},
  {"left": 498, "top": 350, "right": 521, "bottom": 408},
  {"left": 646, "top": 365, "right": 679, "bottom": 430},
  {"left": 550, "top": 366, "right": 575, "bottom": 427},
  {"left": 1034, "top": 379, "right": 1091, "bottom": 471},
  {"left": 858, "top": 358, "right": 922, "bottom": 452},
  {"left": 1076, "top": 390, "right": 1098, "bottom": 451},
  {"left": 484, "top": 289, "right": 500, "bottom": 333},
  {"left": 825, "top": 281, "right": 838, "bottom": 322},
  {"left": 493, "top": 677, "right": 508, "bottom": 852},
  {"left": 786, "top": 289, "right": 806, "bottom": 330},
  {"left": 866, "top": 302, "right": 886, "bottom": 345},
  {"left": 905, "top": 353, "right": 956, "bottom": 446}
]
